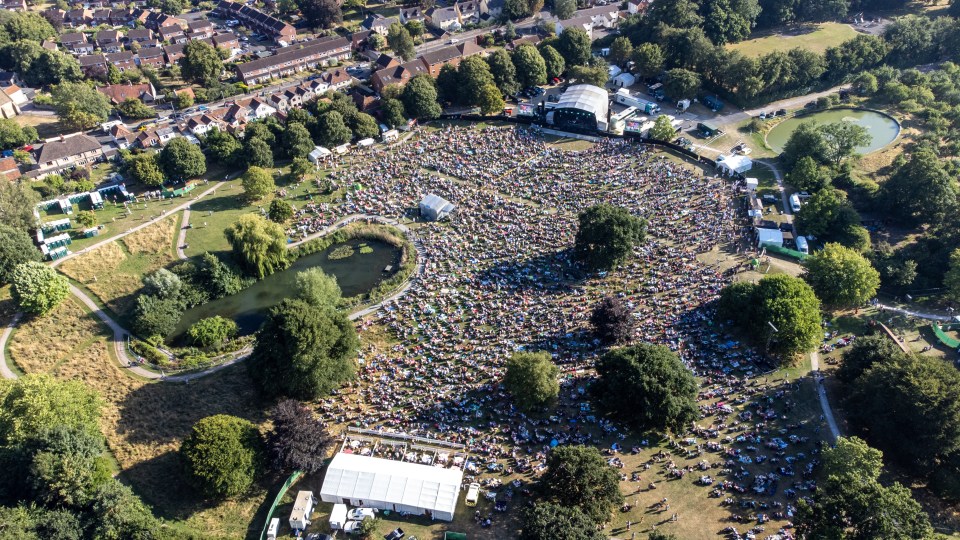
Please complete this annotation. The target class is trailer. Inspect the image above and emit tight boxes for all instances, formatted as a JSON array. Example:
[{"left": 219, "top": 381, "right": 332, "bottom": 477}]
[
  {"left": 614, "top": 89, "right": 660, "bottom": 114},
  {"left": 697, "top": 122, "right": 722, "bottom": 137},
  {"left": 703, "top": 95, "right": 724, "bottom": 111}
]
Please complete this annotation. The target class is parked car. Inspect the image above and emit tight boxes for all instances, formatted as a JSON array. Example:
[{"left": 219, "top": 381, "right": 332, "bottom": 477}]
[
  {"left": 306, "top": 535, "right": 334, "bottom": 540},
  {"left": 343, "top": 521, "right": 363, "bottom": 535},
  {"left": 347, "top": 508, "right": 378, "bottom": 521},
  {"left": 547, "top": 94, "right": 559, "bottom": 102},
  {"left": 384, "top": 528, "right": 405, "bottom": 540}
]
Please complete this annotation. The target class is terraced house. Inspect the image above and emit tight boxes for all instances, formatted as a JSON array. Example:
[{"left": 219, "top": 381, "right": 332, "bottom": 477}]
[
  {"left": 234, "top": 36, "right": 351, "bottom": 84},
  {"left": 213, "top": 0, "right": 296, "bottom": 42}
]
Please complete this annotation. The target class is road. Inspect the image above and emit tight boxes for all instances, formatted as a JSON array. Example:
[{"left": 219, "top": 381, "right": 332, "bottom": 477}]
[{"left": 810, "top": 352, "right": 841, "bottom": 441}]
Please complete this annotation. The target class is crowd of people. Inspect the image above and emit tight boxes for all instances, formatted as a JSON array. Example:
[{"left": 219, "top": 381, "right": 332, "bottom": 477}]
[{"left": 299, "top": 125, "right": 820, "bottom": 535}]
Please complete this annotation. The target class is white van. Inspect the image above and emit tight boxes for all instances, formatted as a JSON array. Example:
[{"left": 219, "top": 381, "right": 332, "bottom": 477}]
[
  {"left": 789, "top": 193, "right": 802, "bottom": 213},
  {"left": 465, "top": 483, "right": 481, "bottom": 506},
  {"left": 796, "top": 235, "right": 809, "bottom": 254},
  {"left": 266, "top": 518, "right": 279, "bottom": 540}
]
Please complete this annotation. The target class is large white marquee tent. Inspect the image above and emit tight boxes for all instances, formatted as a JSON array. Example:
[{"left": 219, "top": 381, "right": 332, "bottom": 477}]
[{"left": 319, "top": 453, "right": 463, "bottom": 521}]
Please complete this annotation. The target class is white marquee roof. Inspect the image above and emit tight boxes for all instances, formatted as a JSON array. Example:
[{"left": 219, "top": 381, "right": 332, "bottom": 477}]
[
  {"left": 320, "top": 453, "right": 462, "bottom": 517},
  {"left": 555, "top": 84, "right": 609, "bottom": 121}
]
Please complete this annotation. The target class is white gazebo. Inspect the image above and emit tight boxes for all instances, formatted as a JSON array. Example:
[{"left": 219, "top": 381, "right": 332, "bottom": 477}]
[
  {"left": 319, "top": 453, "right": 463, "bottom": 522},
  {"left": 419, "top": 194, "right": 455, "bottom": 221},
  {"left": 756, "top": 227, "right": 784, "bottom": 248},
  {"left": 308, "top": 146, "right": 331, "bottom": 164},
  {"left": 717, "top": 154, "right": 753, "bottom": 175}
]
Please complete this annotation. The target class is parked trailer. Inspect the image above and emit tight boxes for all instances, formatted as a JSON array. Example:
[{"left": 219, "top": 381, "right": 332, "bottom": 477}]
[
  {"left": 703, "top": 95, "right": 724, "bottom": 111},
  {"left": 614, "top": 89, "right": 660, "bottom": 114}
]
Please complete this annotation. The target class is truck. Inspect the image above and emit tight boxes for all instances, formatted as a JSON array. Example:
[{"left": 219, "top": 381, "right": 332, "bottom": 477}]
[
  {"left": 703, "top": 95, "right": 724, "bottom": 111},
  {"left": 614, "top": 89, "right": 660, "bottom": 114}
]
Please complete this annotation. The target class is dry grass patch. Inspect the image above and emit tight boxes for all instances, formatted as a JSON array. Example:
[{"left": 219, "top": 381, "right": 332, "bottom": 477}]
[
  {"left": 59, "top": 241, "right": 127, "bottom": 284},
  {"left": 7, "top": 297, "right": 103, "bottom": 374},
  {"left": 122, "top": 216, "right": 177, "bottom": 255}
]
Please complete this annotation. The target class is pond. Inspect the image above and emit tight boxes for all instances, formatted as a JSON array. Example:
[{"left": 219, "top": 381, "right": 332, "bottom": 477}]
[
  {"left": 170, "top": 239, "right": 401, "bottom": 341},
  {"left": 766, "top": 108, "right": 900, "bottom": 154}
]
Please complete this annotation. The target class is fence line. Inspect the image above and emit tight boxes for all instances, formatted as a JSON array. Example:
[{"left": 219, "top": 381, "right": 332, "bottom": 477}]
[{"left": 259, "top": 470, "right": 304, "bottom": 540}]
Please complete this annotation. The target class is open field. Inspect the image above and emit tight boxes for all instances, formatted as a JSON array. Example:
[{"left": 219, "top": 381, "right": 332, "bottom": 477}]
[
  {"left": 6, "top": 296, "right": 103, "bottom": 374},
  {"left": 727, "top": 22, "right": 860, "bottom": 57},
  {"left": 15, "top": 113, "right": 68, "bottom": 139}
]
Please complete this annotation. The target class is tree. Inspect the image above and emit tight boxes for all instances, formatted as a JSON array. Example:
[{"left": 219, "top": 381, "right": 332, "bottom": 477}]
[
  {"left": 187, "top": 316, "right": 238, "bottom": 347},
  {"left": 3, "top": 12, "right": 56, "bottom": 42},
  {"left": 27, "top": 425, "right": 112, "bottom": 508},
  {"left": 131, "top": 294, "right": 183, "bottom": 338},
  {"left": 160, "top": 0, "right": 184, "bottom": 14},
  {"left": 265, "top": 399, "right": 331, "bottom": 473},
  {"left": 124, "top": 152, "right": 164, "bottom": 187},
  {"left": 181, "top": 414, "right": 264, "bottom": 499},
  {"left": 558, "top": 28, "right": 592, "bottom": 67},
  {"left": 503, "top": 351, "right": 560, "bottom": 411},
  {"left": 803, "top": 243, "right": 880, "bottom": 308},
  {"left": 520, "top": 502, "right": 604, "bottom": 540},
  {"left": 224, "top": 214, "right": 289, "bottom": 279},
  {"left": 511, "top": 45, "right": 547, "bottom": 89},
  {"left": 880, "top": 148, "right": 956, "bottom": 225},
  {"left": 348, "top": 111, "right": 380, "bottom": 140},
  {"left": 457, "top": 56, "right": 496, "bottom": 106},
  {"left": 158, "top": 137, "right": 206, "bottom": 182},
  {"left": 0, "top": 374, "right": 101, "bottom": 445},
  {"left": 175, "top": 90, "right": 194, "bottom": 109},
  {"left": 648, "top": 115, "right": 675, "bottom": 141},
  {"left": 143, "top": 268, "right": 182, "bottom": 300},
  {"left": 245, "top": 137, "right": 274, "bottom": 168},
  {"left": 268, "top": 199, "right": 294, "bottom": 224},
  {"left": 819, "top": 122, "right": 871, "bottom": 166},
  {"left": 74, "top": 210, "right": 96, "bottom": 228},
  {"left": 282, "top": 122, "right": 314, "bottom": 159},
  {"left": 590, "top": 296, "right": 634, "bottom": 344},
  {"left": 591, "top": 343, "right": 698, "bottom": 433},
  {"left": 295, "top": 267, "right": 341, "bottom": 307},
  {"left": 297, "top": 0, "right": 342, "bottom": 27},
  {"left": 316, "top": 111, "right": 352, "bottom": 148},
  {"left": 632, "top": 43, "right": 664, "bottom": 78},
  {"left": 0, "top": 118, "right": 37, "bottom": 151},
  {"left": 540, "top": 45, "right": 566, "bottom": 80},
  {"left": 11, "top": 262, "right": 69, "bottom": 316},
  {"left": 241, "top": 166, "right": 275, "bottom": 202},
  {"left": 386, "top": 22, "right": 415, "bottom": 61},
  {"left": 553, "top": 0, "right": 576, "bottom": 19},
  {"left": 404, "top": 19, "right": 424, "bottom": 39},
  {"left": 795, "top": 188, "right": 861, "bottom": 242},
  {"left": 837, "top": 333, "right": 908, "bottom": 384},
  {"left": 487, "top": 49, "right": 520, "bottom": 96},
  {"left": 380, "top": 98, "right": 406, "bottom": 128},
  {"left": 608, "top": 36, "right": 633, "bottom": 67},
  {"left": 786, "top": 156, "right": 830, "bottom": 193},
  {"left": 115, "top": 98, "right": 154, "bottom": 119},
  {"left": 50, "top": 82, "right": 111, "bottom": 130},
  {"left": 944, "top": 248, "right": 960, "bottom": 303},
  {"left": 796, "top": 437, "right": 934, "bottom": 540},
  {"left": 0, "top": 181, "right": 39, "bottom": 230},
  {"left": 574, "top": 204, "right": 647, "bottom": 271},
  {"left": 289, "top": 157, "right": 312, "bottom": 184},
  {"left": 477, "top": 84, "right": 504, "bottom": 115},
  {"left": 90, "top": 481, "right": 160, "bottom": 540},
  {"left": 202, "top": 129, "right": 241, "bottom": 166},
  {"left": 567, "top": 64, "right": 608, "bottom": 87},
  {"left": 402, "top": 75, "right": 441, "bottom": 120},
  {"left": 702, "top": 0, "right": 754, "bottom": 45},
  {"left": 537, "top": 445, "right": 623, "bottom": 523},
  {"left": 663, "top": 68, "right": 700, "bottom": 99},
  {"left": 194, "top": 252, "right": 246, "bottom": 299},
  {"left": 717, "top": 275, "right": 823, "bottom": 356},
  {"left": 781, "top": 121, "right": 828, "bottom": 169},
  {"left": 0, "top": 224, "right": 41, "bottom": 285},
  {"left": 179, "top": 41, "right": 222, "bottom": 86},
  {"left": 435, "top": 64, "right": 460, "bottom": 104},
  {"left": 248, "top": 298, "right": 358, "bottom": 399}
]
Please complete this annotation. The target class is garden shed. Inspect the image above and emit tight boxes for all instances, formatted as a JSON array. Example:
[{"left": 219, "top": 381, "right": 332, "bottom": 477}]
[{"left": 319, "top": 453, "right": 463, "bottom": 521}]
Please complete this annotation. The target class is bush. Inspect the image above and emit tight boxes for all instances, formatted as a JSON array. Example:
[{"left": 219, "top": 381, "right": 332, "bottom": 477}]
[
  {"left": 180, "top": 414, "right": 264, "bottom": 499},
  {"left": 186, "top": 316, "right": 238, "bottom": 348}
]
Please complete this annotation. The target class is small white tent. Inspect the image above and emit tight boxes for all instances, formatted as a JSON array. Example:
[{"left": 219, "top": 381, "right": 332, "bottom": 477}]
[
  {"left": 308, "top": 146, "right": 331, "bottom": 164},
  {"left": 420, "top": 194, "right": 456, "bottom": 221},
  {"left": 756, "top": 228, "right": 784, "bottom": 248},
  {"left": 717, "top": 154, "right": 753, "bottom": 175},
  {"left": 745, "top": 177, "right": 758, "bottom": 191},
  {"left": 612, "top": 72, "right": 636, "bottom": 88}
]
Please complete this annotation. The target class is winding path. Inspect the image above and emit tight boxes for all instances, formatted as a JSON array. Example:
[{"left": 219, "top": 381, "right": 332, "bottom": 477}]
[
  {"left": 810, "top": 352, "right": 841, "bottom": 441},
  {"left": 176, "top": 207, "right": 191, "bottom": 260}
]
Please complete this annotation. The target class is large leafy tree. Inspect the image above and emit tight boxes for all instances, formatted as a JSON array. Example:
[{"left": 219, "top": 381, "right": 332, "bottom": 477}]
[
  {"left": 537, "top": 445, "right": 623, "bottom": 523},
  {"left": 0, "top": 118, "right": 37, "bottom": 151},
  {"left": 0, "top": 374, "right": 101, "bottom": 445},
  {"left": 295, "top": 267, "right": 341, "bottom": 308},
  {"left": 567, "top": 64, "right": 608, "bottom": 87},
  {"left": 265, "top": 399, "right": 331, "bottom": 474},
  {"left": 401, "top": 75, "right": 441, "bottom": 120},
  {"left": 796, "top": 437, "right": 934, "bottom": 540},
  {"left": 348, "top": 111, "right": 380, "bottom": 140},
  {"left": 115, "top": 98, "right": 155, "bottom": 119},
  {"left": 786, "top": 156, "right": 830, "bottom": 193},
  {"left": 880, "top": 148, "right": 956, "bottom": 226},
  {"left": 245, "top": 137, "right": 274, "bottom": 168},
  {"left": 487, "top": 49, "right": 520, "bottom": 96},
  {"left": 631, "top": 43, "right": 664, "bottom": 78},
  {"left": 803, "top": 243, "right": 880, "bottom": 308},
  {"left": 179, "top": 41, "right": 222, "bottom": 86},
  {"left": 780, "top": 121, "right": 827, "bottom": 169},
  {"left": 819, "top": 122, "right": 871, "bottom": 166},
  {"left": 158, "top": 137, "right": 206, "bottom": 182},
  {"left": 520, "top": 502, "right": 604, "bottom": 540},
  {"left": 608, "top": 36, "right": 633, "bottom": 67},
  {"left": 203, "top": 129, "right": 242, "bottom": 165},
  {"left": 123, "top": 152, "right": 164, "bottom": 188},
  {"left": 11, "top": 261, "right": 69, "bottom": 316},
  {"left": 512, "top": 45, "right": 547, "bottom": 88},
  {"left": 180, "top": 414, "right": 264, "bottom": 499},
  {"left": 89, "top": 481, "right": 161, "bottom": 540},
  {"left": 247, "top": 298, "right": 359, "bottom": 399},
  {"left": 50, "top": 82, "right": 111, "bottom": 130},
  {"left": 574, "top": 204, "right": 647, "bottom": 271},
  {"left": 0, "top": 224, "right": 41, "bottom": 285},
  {"left": 553, "top": 0, "right": 576, "bottom": 19},
  {"left": 298, "top": 0, "right": 342, "bottom": 27},
  {"left": 837, "top": 333, "right": 908, "bottom": 384},
  {"left": 386, "top": 22, "right": 415, "bottom": 61},
  {"left": 663, "top": 68, "right": 700, "bottom": 99},
  {"left": 241, "top": 166, "right": 275, "bottom": 202},
  {"left": 131, "top": 294, "right": 183, "bottom": 338},
  {"left": 503, "top": 351, "right": 560, "bottom": 411},
  {"left": 224, "top": 214, "right": 290, "bottom": 279},
  {"left": 27, "top": 425, "right": 113, "bottom": 508},
  {"left": 380, "top": 98, "right": 407, "bottom": 128},
  {"left": 0, "top": 180, "right": 39, "bottom": 230},
  {"left": 457, "top": 56, "right": 496, "bottom": 107},
  {"left": 186, "top": 316, "right": 238, "bottom": 347},
  {"left": 795, "top": 188, "right": 864, "bottom": 248},
  {"left": 283, "top": 122, "right": 314, "bottom": 159},
  {"left": 268, "top": 199, "right": 294, "bottom": 224},
  {"left": 558, "top": 28, "right": 592, "bottom": 67},
  {"left": 540, "top": 45, "right": 566, "bottom": 80},
  {"left": 648, "top": 115, "right": 676, "bottom": 141},
  {"left": 590, "top": 295, "right": 634, "bottom": 344},
  {"left": 316, "top": 111, "right": 352, "bottom": 148},
  {"left": 591, "top": 343, "right": 698, "bottom": 433}
]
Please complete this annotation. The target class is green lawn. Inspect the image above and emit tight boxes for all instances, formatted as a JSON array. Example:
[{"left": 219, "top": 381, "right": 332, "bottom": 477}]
[{"left": 727, "top": 22, "right": 860, "bottom": 58}]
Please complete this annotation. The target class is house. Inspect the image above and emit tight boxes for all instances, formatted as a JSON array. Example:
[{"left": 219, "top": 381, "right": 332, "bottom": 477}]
[
  {"left": 65, "top": 8, "right": 92, "bottom": 26},
  {"left": 158, "top": 24, "right": 186, "bottom": 43},
  {"left": 163, "top": 42, "right": 186, "bottom": 64},
  {"left": 361, "top": 14, "right": 396, "bottom": 36},
  {"left": 96, "top": 29, "right": 124, "bottom": 53},
  {"left": 0, "top": 157, "right": 20, "bottom": 181},
  {"left": 137, "top": 46, "right": 166, "bottom": 68},
  {"left": 97, "top": 82, "right": 157, "bottom": 104},
  {"left": 41, "top": 8, "right": 65, "bottom": 27},
  {"left": 92, "top": 8, "right": 112, "bottom": 25},
  {"left": 41, "top": 39, "right": 58, "bottom": 51},
  {"left": 4, "top": 85, "right": 28, "bottom": 108},
  {"left": 145, "top": 12, "right": 184, "bottom": 30},
  {"left": 373, "top": 52, "right": 400, "bottom": 72},
  {"left": 456, "top": 0, "right": 479, "bottom": 23},
  {"left": 234, "top": 36, "right": 351, "bottom": 84},
  {"left": 555, "top": 5, "right": 619, "bottom": 38},
  {"left": 0, "top": 88, "right": 19, "bottom": 119},
  {"left": 61, "top": 32, "right": 94, "bottom": 55},
  {"left": 426, "top": 5, "right": 461, "bottom": 31},
  {"left": 0, "top": 72, "right": 22, "bottom": 88},
  {"left": 351, "top": 29, "right": 373, "bottom": 51},
  {"left": 626, "top": 0, "right": 650, "bottom": 14},
  {"left": 419, "top": 45, "right": 463, "bottom": 78},
  {"left": 106, "top": 51, "right": 137, "bottom": 71},
  {"left": 110, "top": 8, "right": 133, "bottom": 25},
  {"left": 79, "top": 54, "right": 108, "bottom": 77},
  {"left": 1, "top": 0, "right": 27, "bottom": 11},
  {"left": 213, "top": 1, "right": 296, "bottom": 41},
  {"left": 187, "top": 19, "right": 214, "bottom": 38},
  {"left": 322, "top": 68, "right": 353, "bottom": 91},
  {"left": 371, "top": 59, "right": 428, "bottom": 93},
  {"left": 34, "top": 134, "right": 104, "bottom": 174},
  {"left": 399, "top": 6, "right": 424, "bottom": 23},
  {"left": 211, "top": 32, "right": 239, "bottom": 52},
  {"left": 479, "top": 0, "right": 504, "bottom": 17},
  {"left": 126, "top": 28, "right": 154, "bottom": 44}
]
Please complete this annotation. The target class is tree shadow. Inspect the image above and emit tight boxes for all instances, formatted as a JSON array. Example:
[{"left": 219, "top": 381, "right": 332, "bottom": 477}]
[{"left": 473, "top": 248, "right": 587, "bottom": 293}]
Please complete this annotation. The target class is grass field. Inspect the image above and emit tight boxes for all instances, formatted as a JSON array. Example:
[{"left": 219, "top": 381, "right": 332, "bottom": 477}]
[
  {"left": 727, "top": 22, "right": 860, "bottom": 57},
  {"left": 15, "top": 113, "right": 69, "bottom": 139}
]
